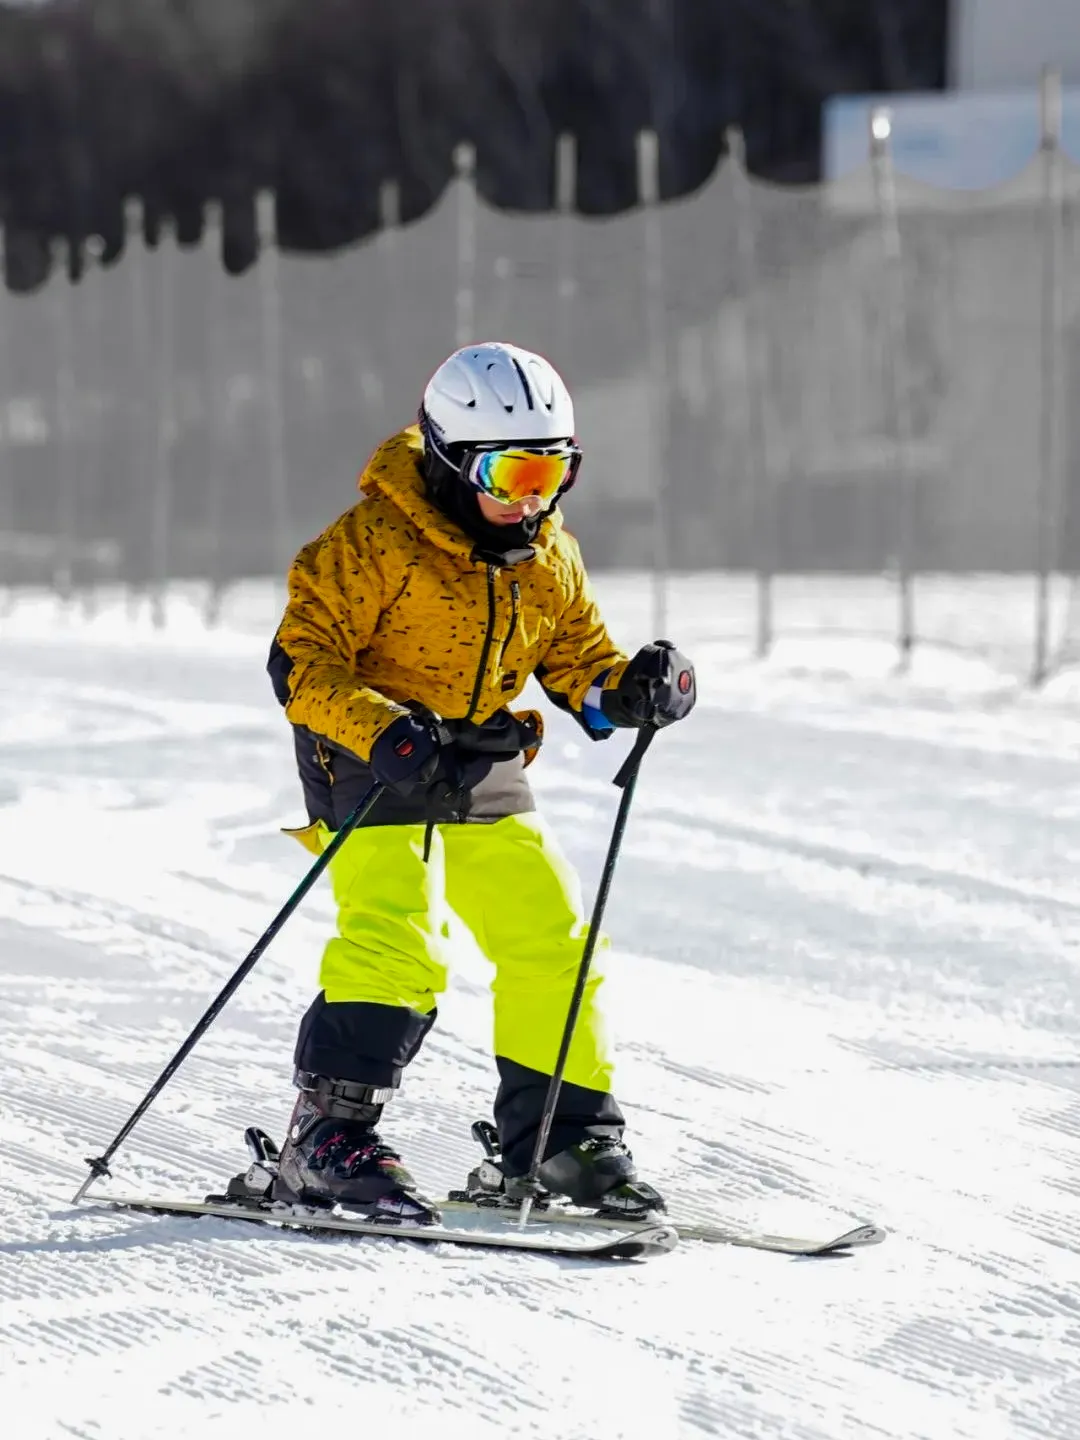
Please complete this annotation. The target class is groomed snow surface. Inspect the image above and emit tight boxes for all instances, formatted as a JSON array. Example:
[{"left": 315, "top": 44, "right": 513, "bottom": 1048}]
[{"left": 2, "top": 574, "right": 1079, "bottom": 1440}]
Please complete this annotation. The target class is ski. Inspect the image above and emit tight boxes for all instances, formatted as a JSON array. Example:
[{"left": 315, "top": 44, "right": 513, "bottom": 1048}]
[
  {"left": 86, "top": 1125, "right": 884, "bottom": 1263},
  {"left": 441, "top": 1199, "right": 886, "bottom": 1256},
  {"left": 91, "top": 1194, "right": 679, "bottom": 1261}
]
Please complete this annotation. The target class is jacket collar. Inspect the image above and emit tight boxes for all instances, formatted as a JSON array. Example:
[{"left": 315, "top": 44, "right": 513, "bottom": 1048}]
[{"left": 359, "top": 427, "right": 562, "bottom": 566}]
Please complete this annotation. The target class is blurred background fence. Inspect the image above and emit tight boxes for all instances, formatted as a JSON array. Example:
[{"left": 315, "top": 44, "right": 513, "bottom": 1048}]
[{"left": 4, "top": 78, "right": 1080, "bottom": 683}]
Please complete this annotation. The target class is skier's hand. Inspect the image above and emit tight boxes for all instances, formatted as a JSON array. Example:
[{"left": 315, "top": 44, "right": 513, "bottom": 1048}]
[
  {"left": 369, "top": 712, "right": 454, "bottom": 794},
  {"left": 601, "top": 640, "right": 696, "bottom": 729}
]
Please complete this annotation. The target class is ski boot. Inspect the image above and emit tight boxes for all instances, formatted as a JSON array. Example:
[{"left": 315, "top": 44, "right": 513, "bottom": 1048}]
[
  {"left": 269, "top": 1074, "right": 441, "bottom": 1225},
  {"left": 452, "top": 1121, "right": 666, "bottom": 1221}
]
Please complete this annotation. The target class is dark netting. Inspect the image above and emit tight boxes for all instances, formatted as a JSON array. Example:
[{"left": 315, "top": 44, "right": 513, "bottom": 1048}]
[{"left": 3, "top": 130, "right": 1080, "bottom": 679}]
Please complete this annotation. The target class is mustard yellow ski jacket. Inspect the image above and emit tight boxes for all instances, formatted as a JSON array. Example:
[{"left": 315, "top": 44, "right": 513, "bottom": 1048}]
[{"left": 273, "top": 427, "right": 629, "bottom": 760}]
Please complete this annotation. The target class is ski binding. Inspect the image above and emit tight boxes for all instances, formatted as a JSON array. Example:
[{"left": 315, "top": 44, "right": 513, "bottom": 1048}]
[{"left": 447, "top": 1121, "right": 887, "bottom": 1257}]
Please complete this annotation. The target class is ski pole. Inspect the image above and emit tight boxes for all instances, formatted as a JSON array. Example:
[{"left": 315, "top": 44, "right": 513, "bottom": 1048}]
[
  {"left": 72, "top": 781, "right": 385, "bottom": 1203},
  {"left": 518, "top": 723, "right": 657, "bottom": 1227}
]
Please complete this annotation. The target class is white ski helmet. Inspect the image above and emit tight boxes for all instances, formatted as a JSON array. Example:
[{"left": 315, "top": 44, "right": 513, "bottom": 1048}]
[{"left": 421, "top": 342, "right": 575, "bottom": 449}]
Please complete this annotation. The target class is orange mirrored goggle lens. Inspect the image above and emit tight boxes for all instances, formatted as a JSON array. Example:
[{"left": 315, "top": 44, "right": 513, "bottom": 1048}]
[{"left": 467, "top": 448, "right": 576, "bottom": 506}]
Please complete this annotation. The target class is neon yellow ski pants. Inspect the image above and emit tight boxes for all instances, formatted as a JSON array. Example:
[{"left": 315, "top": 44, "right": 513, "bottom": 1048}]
[{"left": 315, "top": 812, "right": 614, "bottom": 1092}]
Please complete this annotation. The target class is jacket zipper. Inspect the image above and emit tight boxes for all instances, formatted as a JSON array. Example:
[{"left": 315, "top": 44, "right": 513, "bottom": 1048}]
[
  {"left": 499, "top": 580, "right": 520, "bottom": 667},
  {"left": 465, "top": 565, "right": 499, "bottom": 723}
]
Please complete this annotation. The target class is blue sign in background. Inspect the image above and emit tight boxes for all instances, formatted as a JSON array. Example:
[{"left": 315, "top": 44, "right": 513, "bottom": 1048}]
[{"left": 823, "top": 89, "right": 1080, "bottom": 190}]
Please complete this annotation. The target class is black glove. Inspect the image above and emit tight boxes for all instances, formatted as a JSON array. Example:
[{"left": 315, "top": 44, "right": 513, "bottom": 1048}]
[
  {"left": 600, "top": 640, "right": 696, "bottom": 729},
  {"left": 369, "top": 712, "right": 454, "bottom": 794}
]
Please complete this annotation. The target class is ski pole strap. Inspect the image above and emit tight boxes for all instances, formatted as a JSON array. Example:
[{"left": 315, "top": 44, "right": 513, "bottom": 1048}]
[{"left": 612, "top": 722, "right": 657, "bottom": 790}]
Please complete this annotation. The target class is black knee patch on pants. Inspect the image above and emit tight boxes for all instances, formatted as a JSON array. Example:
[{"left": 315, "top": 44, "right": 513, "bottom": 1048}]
[
  {"left": 294, "top": 993, "right": 436, "bottom": 1089},
  {"left": 494, "top": 1056, "right": 625, "bottom": 1175}
]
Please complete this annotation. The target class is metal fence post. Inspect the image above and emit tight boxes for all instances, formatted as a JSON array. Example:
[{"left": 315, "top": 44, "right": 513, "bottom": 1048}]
[
  {"left": 150, "top": 217, "right": 176, "bottom": 625},
  {"left": 77, "top": 236, "right": 106, "bottom": 620},
  {"left": 869, "top": 108, "right": 917, "bottom": 673},
  {"left": 201, "top": 200, "right": 229, "bottom": 626},
  {"left": 49, "top": 237, "right": 78, "bottom": 606},
  {"left": 454, "top": 143, "right": 478, "bottom": 349},
  {"left": 1033, "top": 67, "right": 1065, "bottom": 687},
  {"left": 378, "top": 177, "right": 402, "bottom": 441},
  {"left": 555, "top": 133, "right": 578, "bottom": 376},
  {"left": 123, "top": 197, "right": 155, "bottom": 624},
  {"left": 728, "top": 126, "right": 776, "bottom": 660},
  {"left": 637, "top": 128, "right": 670, "bottom": 640},
  {"left": 256, "top": 190, "right": 290, "bottom": 577}
]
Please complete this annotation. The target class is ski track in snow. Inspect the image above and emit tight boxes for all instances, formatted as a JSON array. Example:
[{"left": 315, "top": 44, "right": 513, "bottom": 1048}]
[{"left": 2, "top": 587, "right": 1080, "bottom": 1438}]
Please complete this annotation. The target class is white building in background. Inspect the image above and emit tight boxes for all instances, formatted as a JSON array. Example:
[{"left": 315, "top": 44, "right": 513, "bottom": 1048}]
[
  {"left": 951, "top": 0, "right": 1080, "bottom": 91},
  {"left": 824, "top": 1, "right": 1080, "bottom": 188}
]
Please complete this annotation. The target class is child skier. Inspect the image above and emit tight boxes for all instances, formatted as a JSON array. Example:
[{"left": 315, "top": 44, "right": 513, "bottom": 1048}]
[{"left": 267, "top": 341, "right": 696, "bottom": 1223}]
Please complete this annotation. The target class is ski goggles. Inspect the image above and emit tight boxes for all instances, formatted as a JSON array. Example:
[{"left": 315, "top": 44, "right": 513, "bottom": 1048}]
[{"left": 463, "top": 443, "right": 581, "bottom": 507}]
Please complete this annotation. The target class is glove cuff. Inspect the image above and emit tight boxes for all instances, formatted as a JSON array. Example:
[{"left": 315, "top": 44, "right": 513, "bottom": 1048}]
[{"left": 599, "top": 686, "right": 644, "bottom": 728}]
